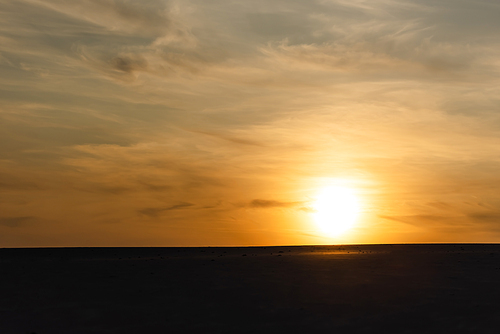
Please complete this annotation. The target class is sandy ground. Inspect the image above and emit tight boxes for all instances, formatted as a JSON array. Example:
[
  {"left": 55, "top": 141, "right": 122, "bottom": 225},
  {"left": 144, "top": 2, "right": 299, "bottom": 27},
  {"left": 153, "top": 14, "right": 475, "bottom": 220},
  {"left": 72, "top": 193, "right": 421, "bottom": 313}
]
[{"left": 1, "top": 244, "right": 499, "bottom": 333}]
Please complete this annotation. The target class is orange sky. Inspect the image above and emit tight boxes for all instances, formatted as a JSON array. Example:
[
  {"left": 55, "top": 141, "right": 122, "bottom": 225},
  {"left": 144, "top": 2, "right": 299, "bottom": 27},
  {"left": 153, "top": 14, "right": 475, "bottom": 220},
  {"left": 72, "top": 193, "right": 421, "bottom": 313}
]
[{"left": 1, "top": 0, "right": 500, "bottom": 247}]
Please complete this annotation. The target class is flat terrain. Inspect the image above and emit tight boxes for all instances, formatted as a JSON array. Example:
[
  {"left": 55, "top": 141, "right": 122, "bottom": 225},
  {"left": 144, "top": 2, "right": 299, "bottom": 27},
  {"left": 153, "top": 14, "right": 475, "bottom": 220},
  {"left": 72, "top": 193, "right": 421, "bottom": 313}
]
[{"left": 1, "top": 244, "right": 500, "bottom": 333}]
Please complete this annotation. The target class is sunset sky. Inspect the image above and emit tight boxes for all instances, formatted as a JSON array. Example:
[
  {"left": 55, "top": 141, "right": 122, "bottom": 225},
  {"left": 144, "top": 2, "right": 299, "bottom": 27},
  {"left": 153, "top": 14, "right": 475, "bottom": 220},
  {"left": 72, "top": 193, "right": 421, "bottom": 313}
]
[{"left": 1, "top": 0, "right": 500, "bottom": 247}]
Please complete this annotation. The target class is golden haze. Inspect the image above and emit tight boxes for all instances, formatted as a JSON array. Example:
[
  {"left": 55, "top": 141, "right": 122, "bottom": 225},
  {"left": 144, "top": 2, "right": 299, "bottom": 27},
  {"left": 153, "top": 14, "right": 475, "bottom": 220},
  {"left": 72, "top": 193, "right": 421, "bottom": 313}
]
[{"left": 1, "top": 0, "right": 500, "bottom": 246}]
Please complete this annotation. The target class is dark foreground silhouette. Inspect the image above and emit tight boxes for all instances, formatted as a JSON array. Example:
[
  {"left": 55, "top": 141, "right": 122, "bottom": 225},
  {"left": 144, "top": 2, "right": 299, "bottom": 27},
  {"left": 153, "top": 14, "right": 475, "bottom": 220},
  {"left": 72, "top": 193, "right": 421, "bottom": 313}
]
[{"left": 1, "top": 244, "right": 499, "bottom": 333}]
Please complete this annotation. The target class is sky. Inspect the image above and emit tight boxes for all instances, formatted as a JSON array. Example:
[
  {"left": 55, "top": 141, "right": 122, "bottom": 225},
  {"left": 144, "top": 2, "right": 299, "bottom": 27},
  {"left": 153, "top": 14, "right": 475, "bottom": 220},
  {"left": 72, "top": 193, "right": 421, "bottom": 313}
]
[{"left": 1, "top": 0, "right": 500, "bottom": 247}]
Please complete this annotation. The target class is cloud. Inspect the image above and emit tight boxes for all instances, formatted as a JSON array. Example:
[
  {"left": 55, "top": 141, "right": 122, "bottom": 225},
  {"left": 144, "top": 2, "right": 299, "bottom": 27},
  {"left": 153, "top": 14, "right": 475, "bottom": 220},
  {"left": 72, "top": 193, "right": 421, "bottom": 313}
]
[
  {"left": 467, "top": 212, "right": 500, "bottom": 223},
  {"left": 0, "top": 171, "right": 45, "bottom": 190},
  {"left": 380, "top": 209, "right": 500, "bottom": 233},
  {"left": 426, "top": 201, "right": 453, "bottom": 210},
  {"left": 379, "top": 214, "right": 451, "bottom": 227},
  {"left": 27, "top": 0, "right": 174, "bottom": 36},
  {"left": 261, "top": 27, "right": 475, "bottom": 79},
  {"left": 139, "top": 202, "right": 195, "bottom": 217},
  {"left": 247, "top": 199, "right": 303, "bottom": 208},
  {"left": 109, "top": 54, "right": 148, "bottom": 74},
  {"left": 187, "top": 129, "right": 264, "bottom": 147},
  {"left": 298, "top": 206, "right": 315, "bottom": 213},
  {"left": 0, "top": 216, "right": 35, "bottom": 228},
  {"left": 0, "top": 0, "right": 200, "bottom": 84}
]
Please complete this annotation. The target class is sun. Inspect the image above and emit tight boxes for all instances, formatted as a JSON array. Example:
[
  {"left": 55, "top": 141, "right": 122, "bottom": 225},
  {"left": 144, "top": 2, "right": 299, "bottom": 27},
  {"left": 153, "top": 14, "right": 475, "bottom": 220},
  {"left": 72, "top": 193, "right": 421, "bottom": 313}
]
[{"left": 313, "top": 185, "right": 361, "bottom": 236}]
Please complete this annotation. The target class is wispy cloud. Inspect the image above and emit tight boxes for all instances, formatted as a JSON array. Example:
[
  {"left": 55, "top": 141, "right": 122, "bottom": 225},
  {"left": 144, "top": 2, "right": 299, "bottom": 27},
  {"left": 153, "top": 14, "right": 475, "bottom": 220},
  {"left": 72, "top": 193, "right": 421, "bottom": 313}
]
[
  {"left": 0, "top": 216, "right": 35, "bottom": 228},
  {"left": 247, "top": 199, "right": 304, "bottom": 208},
  {"left": 139, "top": 203, "right": 195, "bottom": 218}
]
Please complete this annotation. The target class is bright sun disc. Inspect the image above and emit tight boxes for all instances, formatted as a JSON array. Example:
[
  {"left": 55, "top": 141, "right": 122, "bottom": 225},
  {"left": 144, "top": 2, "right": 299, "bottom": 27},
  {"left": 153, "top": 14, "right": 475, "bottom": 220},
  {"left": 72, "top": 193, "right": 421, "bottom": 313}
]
[{"left": 313, "top": 185, "right": 361, "bottom": 236}]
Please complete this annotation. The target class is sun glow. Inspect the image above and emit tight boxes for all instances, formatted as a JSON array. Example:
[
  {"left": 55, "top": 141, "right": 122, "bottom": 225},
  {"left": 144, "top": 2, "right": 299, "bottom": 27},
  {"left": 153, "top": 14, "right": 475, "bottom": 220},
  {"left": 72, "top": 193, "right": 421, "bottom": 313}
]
[{"left": 313, "top": 185, "right": 361, "bottom": 237}]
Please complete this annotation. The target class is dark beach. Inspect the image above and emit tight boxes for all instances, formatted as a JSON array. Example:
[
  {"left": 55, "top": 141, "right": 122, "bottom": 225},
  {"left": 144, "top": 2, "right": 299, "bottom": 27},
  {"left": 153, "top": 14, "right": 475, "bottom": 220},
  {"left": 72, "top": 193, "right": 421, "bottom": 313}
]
[{"left": 1, "top": 244, "right": 499, "bottom": 333}]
